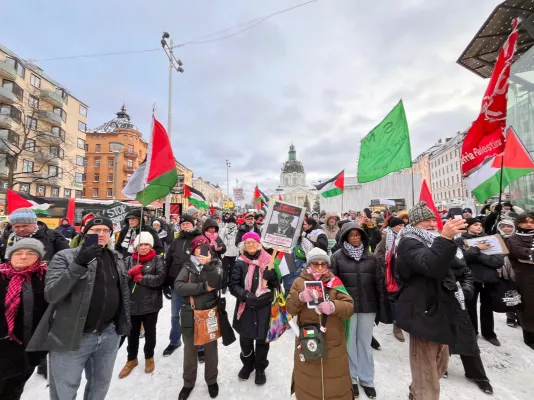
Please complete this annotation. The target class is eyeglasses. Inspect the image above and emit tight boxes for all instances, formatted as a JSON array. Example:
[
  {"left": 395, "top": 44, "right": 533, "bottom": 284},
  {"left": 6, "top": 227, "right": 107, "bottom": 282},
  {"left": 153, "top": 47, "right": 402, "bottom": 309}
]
[
  {"left": 310, "top": 262, "right": 328, "bottom": 269},
  {"left": 244, "top": 240, "right": 257, "bottom": 246},
  {"left": 88, "top": 229, "right": 111, "bottom": 235}
]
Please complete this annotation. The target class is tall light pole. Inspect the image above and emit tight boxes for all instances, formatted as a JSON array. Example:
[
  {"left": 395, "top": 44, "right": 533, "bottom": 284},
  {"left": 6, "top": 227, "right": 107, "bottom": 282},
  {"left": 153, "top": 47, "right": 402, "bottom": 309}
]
[
  {"left": 161, "top": 32, "right": 184, "bottom": 216},
  {"left": 226, "top": 159, "right": 231, "bottom": 199},
  {"left": 109, "top": 142, "right": 125, "bottom": 200}
]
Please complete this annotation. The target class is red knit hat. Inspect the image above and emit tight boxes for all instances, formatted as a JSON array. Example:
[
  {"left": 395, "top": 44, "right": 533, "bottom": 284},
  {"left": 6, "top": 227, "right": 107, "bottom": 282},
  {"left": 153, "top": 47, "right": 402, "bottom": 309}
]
[
  {"left": 82, "top": 214, "right": 96, "bottom": 227},
  {"left": 191, "top": 235, "right": 210, "bottom": 253}
]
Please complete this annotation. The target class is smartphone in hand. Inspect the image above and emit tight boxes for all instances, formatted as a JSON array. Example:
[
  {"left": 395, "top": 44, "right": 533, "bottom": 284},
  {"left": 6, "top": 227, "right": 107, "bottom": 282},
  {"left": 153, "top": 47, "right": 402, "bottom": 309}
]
[
  {"left": 200, "top": 244, "right": 210, "bottom": 257},
  {"left": 83, "top": 234, "right": 99, "bottom": 247}
]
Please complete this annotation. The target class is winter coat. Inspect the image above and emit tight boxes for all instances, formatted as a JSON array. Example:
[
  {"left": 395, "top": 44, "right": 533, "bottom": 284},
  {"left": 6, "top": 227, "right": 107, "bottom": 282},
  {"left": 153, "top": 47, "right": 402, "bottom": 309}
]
[
  {"left": 220, "top": 223, "right": 239, "bottom": 257},
  {"left": 330, "top": 223, "right": 391, "bottom": 322},
  {"left": 174, "top": 258, "right": 222, "bottom": 338},
  {"left": 323, "top": 212, "right": 340, "bottom": 241},
  {"left": 125, "top": 254, "right": 166, "bottom": 315},
  {"left": 362, "top": 224, "right": 382, "bottom": 253},
  {"left": 302, "top": 222, "right": 329, "bottom": 253},
  {"left": 287, "top": 269, "right": 353, "bottom": 400},
  {"left": 56, "top": 222, "right": 76, "bottom": 240},
  {"left": 374, "top": 231, "right": 388, "bottom": 267},
  {"left": 455, "top": 233, "right": 504, "bottom": 284},
  {"left": 26, "top": 248, "right": 131, "bottom": 352},
  {"left": 165, "top": 229, "right": 202, "bottom": 286},
  {"left": 116, "top": 223, "right": 163, "bottom": 258},
  {"left": 229, "top": 252, "right": 279, "bottom": 340},
  {"left": 0, "top": 268, "right": 48, "bottom": 379},
  {"left": 395, "top": 235, "right": 459, "bottom": 345},
  {"left": 202, "top": 219, "right": 227, "bottom": 259},
  {"left": 506, "top": 234, "right": 534, "bottom": 332},
  {"left": 235, "top": 223, "right": 262, "bottom": 246}
]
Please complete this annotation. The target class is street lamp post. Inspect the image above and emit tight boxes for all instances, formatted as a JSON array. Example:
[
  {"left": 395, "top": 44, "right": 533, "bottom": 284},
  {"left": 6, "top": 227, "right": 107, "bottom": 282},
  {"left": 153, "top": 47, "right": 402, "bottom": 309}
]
[
  {"left": 161, "top": 32, "right": 184, "bottom": 217},
  {"left": 226, "top": 159, "right": 231, "bottom": 199},
  {"left": 109, "top": 142, "right": 125, "bottom": 200}
]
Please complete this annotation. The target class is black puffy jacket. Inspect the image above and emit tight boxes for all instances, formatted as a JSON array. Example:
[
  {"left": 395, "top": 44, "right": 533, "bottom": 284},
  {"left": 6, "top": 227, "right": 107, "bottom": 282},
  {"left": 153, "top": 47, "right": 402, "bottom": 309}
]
[
  {"left": 165, "top": 229, "right": 202, "bottom": 286},
  {"left": 455, "top": 233, "right": 504, "bottom": 284},
  {"left": 330, "top": 223, "right": 391, "bottom": 322},
  {"left": 125, "top": 254, "right": 166, "bottom": 315}
]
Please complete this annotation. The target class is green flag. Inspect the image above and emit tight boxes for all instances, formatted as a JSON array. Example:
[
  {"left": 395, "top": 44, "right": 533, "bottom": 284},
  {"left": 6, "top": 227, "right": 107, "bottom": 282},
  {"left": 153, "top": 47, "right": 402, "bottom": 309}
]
[{"left": 357, "top": 100, "right": 412, "bottom": 183}]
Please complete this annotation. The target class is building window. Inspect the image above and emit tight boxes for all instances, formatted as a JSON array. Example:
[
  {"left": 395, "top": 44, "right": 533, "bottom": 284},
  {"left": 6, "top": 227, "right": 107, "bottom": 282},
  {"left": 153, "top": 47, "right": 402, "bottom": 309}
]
[
  {"left": 28, "top": 94, "right": 39, "bottom": 109},
  {"left": 94, "top": 173, "right": 100, "bottom": 182},
  {"left": 51, "top": 187, "right": 59, "bottom": 197},
  {"left": 79, "top": 104, "right": 87, "bottom": 117},
  {"left": 53, "top": 107, "right": 67, "bottom": 123},
  {"left": 0, "top": 105, "right": 21, "bottom": 123},
  {"left": 95, "top": 158, "right": 101, "bottom": 168},
  {"left": 95, "top": 144, "right": 101, "bottom": 153},
  {"left": 7, "top": 57, "right": 26, "bottom": 78},
  {"left": 36, "top": 185, "right": 46, "bottom": 196},
  {"left": 75, "top": 190, "right": 82, "bottom": 198},
  {"left": 2, "top": 80, "right": 23, "bottom": 101},
  {"left": 30, "top": 74, "right": 41, "bottom": 88},
  {"left": 106, "top": 188, "right": 112, "bottom": 198},
  {"left": 76, "top": 155, "right": 85, "bottom": 166},
  {"left": 127, "top": 144, "right": 134, "bottom": 153},
  {"left": 127, "top": 159, "right": 133, "bottom": 168},
  {"left": 108, "top": 158, "right": 114, "bottom": 168},
  {"left": 78, "top": 121, "right": 86, "bottom": 132},
  {"left": 74, "top": 173, "right": 83, "bottom": 183},
  {"left": 26, "top": 116, "right": 37, "bottom": 130},
  {"left": 50, "top": 146, "right": 64, "bottom": 159},
  {"left": 82, "top": 173, "right": 86, "bottom": 182},
  {"left": 22, "top": 160, "right": 33, "bottom": 173},
  {"left": 107, "top": 173, "right": 113, "bottom": 182},
  {"left": 19, "top": 183, "right": 30, "bottom": 193},
  {"left": 93, "top": 188, "right": 98, "bottom": 197},
  {"left": 64, "top": 188, "right": 71, "bottom": 198},
  {"left": 77, "top": 138, "right": 85, "bottom": 149},
  {"left": 48, "top": 166, "right": 62, "bottom": 178},
  {"left": 25, "top": 139, "right": 35, "bottom": 151}
]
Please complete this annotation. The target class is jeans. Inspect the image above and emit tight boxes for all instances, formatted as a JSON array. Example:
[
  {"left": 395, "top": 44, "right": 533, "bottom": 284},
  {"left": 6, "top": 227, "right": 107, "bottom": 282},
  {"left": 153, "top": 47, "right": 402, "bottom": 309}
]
[
  {"left": 0, "top": 368, "right": 34, "bottom": 400},
  {"left": 170, "top": 291, "right": 183, "bottom": 346},
  {"left": 467, "top": 282, "right": 496, "bottom": 339},
  {"left": 348, "top": 313, "right": 376, "bottom": 387},
  {"left": 128, "top": 312, "right": 159, "bottom": 361},
  {"left": 49, "top": 324, "right": 120, "bottom": 400}
]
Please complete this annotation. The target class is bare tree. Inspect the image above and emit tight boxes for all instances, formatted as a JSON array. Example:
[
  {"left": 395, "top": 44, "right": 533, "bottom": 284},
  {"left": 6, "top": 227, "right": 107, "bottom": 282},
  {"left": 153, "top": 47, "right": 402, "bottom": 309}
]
[{"left": 0, "top": 85, "right": 79, "bottom": 194}]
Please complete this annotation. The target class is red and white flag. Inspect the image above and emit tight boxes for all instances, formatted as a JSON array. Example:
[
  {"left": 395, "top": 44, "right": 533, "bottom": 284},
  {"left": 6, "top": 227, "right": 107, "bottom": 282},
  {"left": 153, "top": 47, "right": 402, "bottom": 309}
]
[{"left": 461, "top": 18, "right": 520, "bottom": 176}]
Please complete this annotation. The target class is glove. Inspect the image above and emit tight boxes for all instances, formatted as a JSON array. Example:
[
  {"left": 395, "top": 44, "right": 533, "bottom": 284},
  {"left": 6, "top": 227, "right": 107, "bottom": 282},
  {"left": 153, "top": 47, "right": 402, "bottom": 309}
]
[
  {"left": 317, "top": 300, "right": 335, "bottom": 315},
  {"left": 245, "top": 293, "right": 259, "bottom": 309},
  {"left": 133, "top": 274, "right": 143, "bottom": 283},
  {"left": 163, "top": 285, "right": 172, "bottom": 300},
  {"left": 262, "top": 269, "right": 277, "bottom": 281},
  {"left": 299, "top": 289, "right": 319, "bottom": 303},
  {"left": 127, "top": 264, "right": 143, "bottom": 277},
  {"left": 495, "top": 203, "right": 503, "bottom": 213},
  {"left": 75, "top": 244, "right": 103, "bottom": 266}
]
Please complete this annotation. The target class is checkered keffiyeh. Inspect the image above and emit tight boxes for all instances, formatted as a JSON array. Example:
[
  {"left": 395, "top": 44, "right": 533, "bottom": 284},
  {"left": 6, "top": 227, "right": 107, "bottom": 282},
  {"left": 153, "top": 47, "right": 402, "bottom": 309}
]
[{"left": 0, "top": 260, "right": 47, "bottom": 344}]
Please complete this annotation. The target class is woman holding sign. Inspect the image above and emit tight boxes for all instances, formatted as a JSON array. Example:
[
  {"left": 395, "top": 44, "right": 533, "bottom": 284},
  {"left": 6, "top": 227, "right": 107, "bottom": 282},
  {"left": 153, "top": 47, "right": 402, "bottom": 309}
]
[{"left": 229, "top": 232, "right": 279, "bottom": 386}]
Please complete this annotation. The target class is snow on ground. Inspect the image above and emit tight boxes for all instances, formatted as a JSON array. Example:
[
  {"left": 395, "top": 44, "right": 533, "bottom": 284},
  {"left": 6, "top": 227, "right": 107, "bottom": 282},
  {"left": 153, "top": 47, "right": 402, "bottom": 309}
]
[{"left": 23, "top": 294, "right": 534, "bottom": 400}]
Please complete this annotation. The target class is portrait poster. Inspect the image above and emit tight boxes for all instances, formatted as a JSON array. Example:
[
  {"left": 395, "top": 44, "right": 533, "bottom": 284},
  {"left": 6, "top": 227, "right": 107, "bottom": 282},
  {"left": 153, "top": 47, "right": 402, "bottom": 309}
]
[
  {"left": 304, "top": 281, "right": 325, "bottom": 309},
  {"left": 261, "top": 200, "right": 306, "bottom": 251},
  {"left": 464, "top": 234, "right": 509, "bottom": 255}
]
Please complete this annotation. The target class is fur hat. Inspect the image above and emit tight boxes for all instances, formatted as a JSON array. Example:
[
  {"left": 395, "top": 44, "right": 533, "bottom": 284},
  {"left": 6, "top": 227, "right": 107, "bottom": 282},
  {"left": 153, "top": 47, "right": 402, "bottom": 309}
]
[
  {"left": 9, "top": 208, "right": 37, "bottom": 225},
  {"left": 133, "top": 231, "right": 154, "bottom": 248},
  {"left": 6, "top": 238, "right": 45, "bottom": 260},
  {"left": 408, "top": 202, "right": 435, "bottom": 226},
  {"left": 83, "top": 216, "right": 113, "bottom": 234},
  {"left": 306, "top": 248, "right": 330, "bottom": 266}
]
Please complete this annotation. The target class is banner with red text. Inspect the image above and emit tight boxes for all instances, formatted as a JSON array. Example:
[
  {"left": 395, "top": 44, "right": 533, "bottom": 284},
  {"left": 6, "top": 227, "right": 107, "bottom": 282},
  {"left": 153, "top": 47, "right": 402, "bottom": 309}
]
[{"left": 261, "top": 200, "right": 306, "bottom": 251}]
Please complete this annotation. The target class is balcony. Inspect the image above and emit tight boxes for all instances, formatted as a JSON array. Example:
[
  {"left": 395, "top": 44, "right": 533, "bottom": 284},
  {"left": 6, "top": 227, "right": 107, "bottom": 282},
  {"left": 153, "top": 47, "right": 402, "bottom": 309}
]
[
  {"left": 36, "top": 110, "right": 62, "bottom": 126},
  {"left": 36, "top": 151, "right": 60, "bottom": 165},
  {"left": 0, "top": 60, "right": 16, "bottom": 80},
  {"left": 0, "top": 86, "right": 16, "bottom": 104},
  {"left": 0, "top": 115, "right": 14, "bottom": 129},
  {"left": 123, "top": 151, "right": 138, "bottom": 159},
  {"left": 123, "top": 165, "right": 135, "bottom": 173},
  {"left": 34, "top": 173, "right": 60, "bottom": 185},
  {"left": 40, "top": 90, "right": 64, "bottom": 107},
  {"left": 0, "top": 165, "right": 8, "bottom": 178},
  {"left": 37, "top": 130, "right": 65, "bottom": 145}
]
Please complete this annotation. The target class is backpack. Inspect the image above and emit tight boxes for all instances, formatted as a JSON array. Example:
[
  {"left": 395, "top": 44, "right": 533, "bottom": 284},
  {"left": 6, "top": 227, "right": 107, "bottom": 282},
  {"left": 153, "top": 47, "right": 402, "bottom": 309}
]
[{"left": 385, "top": 247, "right": 399, "bottom": 294}]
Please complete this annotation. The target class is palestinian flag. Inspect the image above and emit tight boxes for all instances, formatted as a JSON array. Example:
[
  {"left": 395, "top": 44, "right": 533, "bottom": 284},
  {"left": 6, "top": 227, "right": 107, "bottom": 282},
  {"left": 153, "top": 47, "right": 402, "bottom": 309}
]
[
  {"left": 7, "top": 189, "right": 51, "bottom": 215},
  {"left": 302, "top": 328, "right": 315, "bottom": 338},
  {"left": 315, "top": 170, "right": 344, "bottom": 198},
  {"left": 465, "top": 127, "right": 534, "bottom": 203},
  {"left": 184, "top": 185, "right": 208, "bottom": 209},
  {"left": 273, "top": 251, "right": 297, "bottom": 279},
  {"left": 123, "top": 117, "right": 178, "bottom": 205},
  {"left": 326, "top": 275, "right": 352, "bottom": 343},
  {"left": 254, "top": 186, "right": 268, "bottom": 212}
]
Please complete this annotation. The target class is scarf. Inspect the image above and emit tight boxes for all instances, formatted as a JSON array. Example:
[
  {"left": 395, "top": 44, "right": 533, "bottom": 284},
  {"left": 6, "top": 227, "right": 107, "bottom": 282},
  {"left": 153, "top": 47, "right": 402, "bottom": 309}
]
[
  {"left": 0, "top": 260, "right": 47, "bottom": 344},
  {"left": 190, "top": 256, "right": 203, "bottom": 273},
  {"left": 343, "top": 241, "right": 364, "bottom": 261},
  {"left": 516, "top": 228, "right": 534, "bottom": 236},
  {"left": 307, "top": 266, "right": 328, "bottom": 281},
  {"left": 204, "top": 231, "right": 219, "bottom": 248},
  {"left": 132, "top": 249, "right": 156, "bottom": 263},
  {"left": 7, "top": 228, "right": 39, "bottom": 250},
  {"left": 121, "top": 227, "right": 138, "bottom": 254},
  {"left": 385, "top": 227, "right": 398, "bottom": 252},
  {"left": 236, "top": 249, "right": 272, "bottom": 320}
]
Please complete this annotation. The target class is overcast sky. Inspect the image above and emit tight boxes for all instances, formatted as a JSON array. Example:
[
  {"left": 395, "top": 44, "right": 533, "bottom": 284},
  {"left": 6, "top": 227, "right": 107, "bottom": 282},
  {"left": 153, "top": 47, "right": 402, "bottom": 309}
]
[{"left": 3, "top": 0, "right": 503, "bottom": 199}]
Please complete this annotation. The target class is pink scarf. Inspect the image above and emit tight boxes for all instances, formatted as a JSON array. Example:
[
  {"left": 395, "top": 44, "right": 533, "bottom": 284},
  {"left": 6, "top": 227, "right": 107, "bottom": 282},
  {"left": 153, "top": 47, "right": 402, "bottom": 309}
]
[
  {"left": 204, "top": 231, "right": 219, "bottom": 248},
  {"left": 307, "top": 266, "right": 328, "bottom": 281},
  {"left": 236, "top": 249, "right": 272, "bottom": 320}
]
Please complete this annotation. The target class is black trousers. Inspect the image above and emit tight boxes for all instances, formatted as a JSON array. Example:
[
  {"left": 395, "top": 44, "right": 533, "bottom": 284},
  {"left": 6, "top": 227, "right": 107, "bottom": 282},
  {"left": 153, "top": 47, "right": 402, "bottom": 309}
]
[
  {"left": 127, "top": 311, "right": 159, "bottom": 361},
  {"left": 466, "top": 282, "right": 496, "bottom": 339},
  {"left": 460, "top": 355, "right": 489, "bottom": 382},
  {"left": 0, "top": 368, "right": 35, "bottom": 400},
  {"left": 239, "top": 336, "right": 270, "bottom": 372},
  {"left": 222, "top": 256, "right": 236, "bottom": 290}
]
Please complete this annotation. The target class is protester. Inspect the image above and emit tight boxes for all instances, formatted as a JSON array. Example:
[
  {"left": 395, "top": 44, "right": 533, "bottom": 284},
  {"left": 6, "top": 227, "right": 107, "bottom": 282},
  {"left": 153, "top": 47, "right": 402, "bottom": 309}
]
[
  {"left": 116, "top": 209, "right": 163, "bottom": 258},
  {"left": 497, "top": 219, "right": 518, "bottom": 327},
  {"left": 187, "top": 206, "right": 203, "bottom": 231},
  {"left": 358, "top": 213, "right": 382, "bottom": 253},
  {"left": 0, "top": 239, "right": 47, "bottom": 400},
  {"left": 323, "top": 212, "right": 341, "bottom": 253},
  {"left": 175, "top": 235, "right": 222, "bottom": 400},
  {"left": 229, "top": 232, "right": 278, "bottom": 385},
  {"left": 287, "top": 247, "right": 354, "bottom": 399},
  {"left": 395, "top": 202, "right": 466, "bottom": 400},
  {"left": 119, "top": 232, "right": 166, "bottom": 379},
  {"left": 505, "top": 213, "right": 534, "bottom": 350},
  {"left": 163, "top": 214, "right": 202, "bottom": 357},
  {"left": 152, "top": 219, "right": 172, "bottom": 253},
  {"left": 235, "top": 212, "right": 261, "bottom": 246},
  {"left": 456, "top": 218, "right": 504, "bottom": 346},
  {"left": 301, "top": 217, "right": 328, "bottom": 253},
  {"left": 55, "top": 218, "right": 76, "bottom": 240},
  {"left": 202, "top": 219, "right": 226, "bottom": 260},
  {"left": 220, "top": 216, "right": 239, "bottom": 293},
  {"left": 331, "top": 222, "right": 391, "bottom": 399},
  {"left": 70, "top": 214, "right": 96, "bottom": 248},
  {"left": 27, "top": 216, "right": 131, "bottom": 400}
]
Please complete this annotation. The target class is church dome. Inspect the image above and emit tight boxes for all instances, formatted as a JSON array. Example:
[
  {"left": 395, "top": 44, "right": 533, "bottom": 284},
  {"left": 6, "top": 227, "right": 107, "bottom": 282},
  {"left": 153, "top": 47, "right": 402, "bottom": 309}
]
[
  {"left": 91, "top": 105, "right": 138, "bottom": 133},
  {"left": 281, "top": 144, "right": 305, "bottom": 174}
]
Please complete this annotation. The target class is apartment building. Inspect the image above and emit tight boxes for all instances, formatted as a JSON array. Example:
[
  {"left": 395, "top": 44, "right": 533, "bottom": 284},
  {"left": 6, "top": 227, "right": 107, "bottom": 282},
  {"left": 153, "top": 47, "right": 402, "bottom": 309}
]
[
  {"left": 0, "top": 43, "right": 88, "bottom": 205},
  {"left": 170, "top": 160, "right": 193, "bottom": 205},
  {"left": 192, "top": 177, "right": 230, "bottom": 206},
  {"left": 83, "top": 106, "right": 148, "bottom": 200}
]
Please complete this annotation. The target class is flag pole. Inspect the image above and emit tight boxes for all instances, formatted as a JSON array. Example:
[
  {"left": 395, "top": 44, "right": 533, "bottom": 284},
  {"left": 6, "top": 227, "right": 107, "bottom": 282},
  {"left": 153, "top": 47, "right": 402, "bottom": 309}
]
[{"left": 411, "top": 165, "right": 415, "bottom": 207}]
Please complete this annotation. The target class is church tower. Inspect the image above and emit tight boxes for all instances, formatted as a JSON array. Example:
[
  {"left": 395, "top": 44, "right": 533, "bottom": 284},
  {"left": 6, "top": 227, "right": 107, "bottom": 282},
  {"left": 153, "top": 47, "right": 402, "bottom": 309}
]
[{"left": 280, "top": 144, "right": 310, "bottom": 206}]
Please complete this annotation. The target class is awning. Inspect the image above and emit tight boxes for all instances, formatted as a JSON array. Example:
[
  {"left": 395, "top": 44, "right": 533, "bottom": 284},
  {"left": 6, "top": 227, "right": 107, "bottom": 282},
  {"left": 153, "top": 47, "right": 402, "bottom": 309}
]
[{"left": 127, "top": 201, "right": 163, "bottom": 209}]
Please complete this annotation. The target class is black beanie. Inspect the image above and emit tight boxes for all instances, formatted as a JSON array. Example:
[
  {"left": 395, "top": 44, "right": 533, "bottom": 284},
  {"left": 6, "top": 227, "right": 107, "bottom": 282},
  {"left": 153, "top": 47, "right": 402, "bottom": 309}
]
[
  {"left": 83, "top": 216, "right": 114, "bottom": 234},
  {"left": 227, "top": 216, "right": 236, "bottom": 223},
  {"left": 180, "top": 214, "right": 195, "bottom": 225},
  {"left": 388, "top": 217, "right": 405, "bottom": 228},
  {"left": 465, "top": 218, "right": 481, "bottom": 229}
]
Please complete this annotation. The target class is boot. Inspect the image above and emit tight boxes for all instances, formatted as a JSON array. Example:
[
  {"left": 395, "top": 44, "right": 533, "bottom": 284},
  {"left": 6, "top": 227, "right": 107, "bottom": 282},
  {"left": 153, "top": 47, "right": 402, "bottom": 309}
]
[
  {"left": 119, "top": 359, "right": 138, "bottom": 379},
  {"left": 472, "top": 380, "right": 493, "bottom": 394},
  {"left": 145, "top": 358, "right": 155, "bottom": 374},
  {"left": 37, "top": 361, "right": 48, "bottom": 379},
  {"left": 163, "top": 343, "right": 181, "bottom": 357},
  {"left": 393, "top": 324, "right": 405, "bottom": 342},
  {"left": 178, "top": 386, "right": 194, "bottom": 400},
  {"left": 371, "top": 336, "right": 381, "bottom": 350},
  {"left": 362, "top": 386, "right": 376, "bottom": 399},
  {"left": 208, "top": 383, "right": 219, "bottom": 398},
  {"left": 524, "top": 330, "right": 534, "bottom": 350},
  {"left": 238, "top": 351, "right": 255, "bottom": 380},
  {"left": 255, "top": 370, "right": 266, "bottom": 386},
  {"left": 352, "top": 384, "right": 359, "bottom": 398}
]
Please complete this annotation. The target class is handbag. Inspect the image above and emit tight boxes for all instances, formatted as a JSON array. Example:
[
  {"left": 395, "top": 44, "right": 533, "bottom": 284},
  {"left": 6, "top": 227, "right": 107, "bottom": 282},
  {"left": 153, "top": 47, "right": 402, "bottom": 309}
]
[
  {"left": 217, "top": 291, "right": 236, "bottom": 346},
  {"left": 190, "top": 294, "right": 222, "bottom": 346},
  {"left": 298, "top": 315, "right": 329, "bottom": 361},
  {"left": 266, "top": 291, "right": 290, "bottom": 343},
  {"left": 490, "top": 278, "right": 522, "bottom": 313}
]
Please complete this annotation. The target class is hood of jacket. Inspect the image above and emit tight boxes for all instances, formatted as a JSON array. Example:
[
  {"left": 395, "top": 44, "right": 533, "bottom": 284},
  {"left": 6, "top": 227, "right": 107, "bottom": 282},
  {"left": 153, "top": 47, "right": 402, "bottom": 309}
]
[
  {"left": 497, "top": 219, "right": 516, "bottom": 236},
  {"left": 324, "top": 212, "right": 340, "bottom": 230},
  {"left": 338, "top": 222, "right": 369, "bottom": 249},
  {"left": 178, "top": 228, "right": 201, "bottom": 240},
  {"left": 202, "top": 218, "right": 220, "bottom": 234}
]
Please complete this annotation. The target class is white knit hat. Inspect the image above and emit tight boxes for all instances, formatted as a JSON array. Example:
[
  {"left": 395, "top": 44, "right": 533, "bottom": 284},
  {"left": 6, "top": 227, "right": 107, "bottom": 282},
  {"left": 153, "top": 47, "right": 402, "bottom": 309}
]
[
  {"left": 306, "top": 247, "right": 330, "bottom": 265},
  {"left": 133, "top": 231, "right": 154, "bottom": 249}
]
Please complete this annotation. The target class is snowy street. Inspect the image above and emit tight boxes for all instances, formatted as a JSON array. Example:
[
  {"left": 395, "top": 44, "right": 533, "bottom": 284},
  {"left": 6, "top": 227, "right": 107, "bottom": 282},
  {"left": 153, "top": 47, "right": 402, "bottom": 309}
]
[{"left": 22, "top": 294, "right": 534, "bottom": 400}]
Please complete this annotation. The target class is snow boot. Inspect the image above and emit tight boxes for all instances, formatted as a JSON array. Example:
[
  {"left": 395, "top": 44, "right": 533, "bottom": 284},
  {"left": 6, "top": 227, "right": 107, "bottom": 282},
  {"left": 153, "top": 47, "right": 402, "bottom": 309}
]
[
  {"left": 362, "top": 386, "right": 376, "bottom": 399},
  {"left": 371, "top": 336, "right": 381, "bottom": 350},
  {"left": 523, "top": 330, "right": 534, "bottom": 350},
  {"left": 208, "top": 383, "right": 219, "bottom": 398},
  {"left": 472, "top": 380, "right": 493, "bottom": 394},
  {"left": 238, "top": 350, "right": 255, "bottom": 380},
  {"left": 178, "top": 386, "right": 194, "bottom": 400},
  {"left": 352, "top": 384, "right": 359, "bottom": 398},
  {"left": 255, "top": 370, "right": 266, "bottom": 386},
  {"left": 163, "top": 343, "right": 181, "bottom": 357},
  {"left": 119, "top": 359, "right": 138, "bottom": 379},
  {"left": 145, "top": 358, "right": 155, "bottom": 374},
  {"left": 393, "top": 325, "right": 405, "bottom": 342}
]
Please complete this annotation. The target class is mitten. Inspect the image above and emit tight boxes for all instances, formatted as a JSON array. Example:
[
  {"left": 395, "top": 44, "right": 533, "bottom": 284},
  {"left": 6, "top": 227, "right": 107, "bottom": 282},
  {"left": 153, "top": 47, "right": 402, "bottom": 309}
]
[
  {"left": 245, "top": 293, "right": 259, "bottom": 309},
  {"left": 128, "top": 264, "right": 143, "bottom": 277},
  {"left": 317, "top": 300, "right": 335, "bottom": 315},
  {"left": 262, "top": 269, "right": 277, "bottom": 281},
  {"left": 299, "top": 289, "right": 319, "bottom": 303}
]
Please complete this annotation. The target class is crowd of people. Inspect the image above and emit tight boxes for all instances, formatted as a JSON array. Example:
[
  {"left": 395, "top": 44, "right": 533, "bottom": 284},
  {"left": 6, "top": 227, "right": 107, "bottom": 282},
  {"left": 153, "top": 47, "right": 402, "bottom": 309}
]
[{"left": 0, "top": 200, "right": 532, "bottom": 400}]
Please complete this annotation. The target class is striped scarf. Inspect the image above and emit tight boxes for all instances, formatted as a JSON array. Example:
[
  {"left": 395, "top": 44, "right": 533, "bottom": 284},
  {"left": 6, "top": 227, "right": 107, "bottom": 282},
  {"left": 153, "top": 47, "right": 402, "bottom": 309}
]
[{"left": 0, "top": 260, "right": 47, "bottom": 344}]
